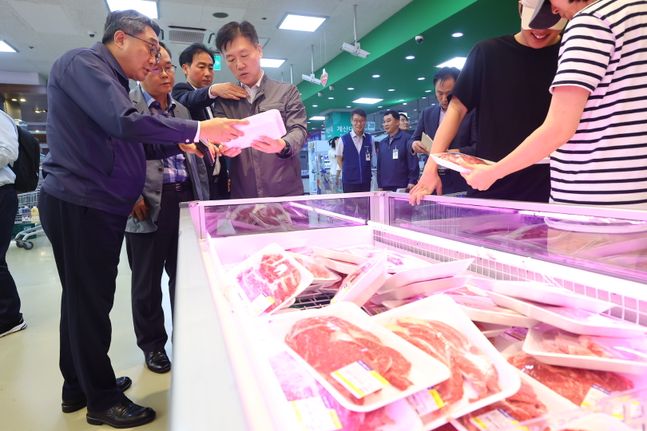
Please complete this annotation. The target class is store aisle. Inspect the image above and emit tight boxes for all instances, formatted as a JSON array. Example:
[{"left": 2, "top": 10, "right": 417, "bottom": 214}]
[{"left": 1, "top": 236, "right": 173, "bottom": 431}]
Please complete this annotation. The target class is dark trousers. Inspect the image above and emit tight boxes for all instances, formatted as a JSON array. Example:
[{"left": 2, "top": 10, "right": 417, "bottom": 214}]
[
  {"left": 39, "top": 191, "right": 125, "bottom": 411},
  {"left": 342, "top": 182, "right": 371, "bottom": 193},
  {"left": 0, "top": 184, "right": 21, "bottom": 328},
  {"left": 125, "top": 186, "right": 192, "bottom": 354}
]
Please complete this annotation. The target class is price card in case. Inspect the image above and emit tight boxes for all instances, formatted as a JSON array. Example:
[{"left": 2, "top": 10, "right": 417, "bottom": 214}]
[
  {"left": 469, "top": 409, "right": 527, "bottom": 431},
  {"left": 581, "top": 385, "right": 611, "bottom": 409},
  {"left": 290, "top": 397, "right": 342, "bottom": 431},
  {"left": 330, "top": 360, "right": 389, "bottom": 399},
  {"left": 407, "top": 387, "right": 445, "bottom": 416}
]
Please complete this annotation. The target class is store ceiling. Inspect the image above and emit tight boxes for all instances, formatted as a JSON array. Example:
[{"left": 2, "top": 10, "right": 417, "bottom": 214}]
[{"left": 0, "top": 0, "right": 520, "bottom": 131}]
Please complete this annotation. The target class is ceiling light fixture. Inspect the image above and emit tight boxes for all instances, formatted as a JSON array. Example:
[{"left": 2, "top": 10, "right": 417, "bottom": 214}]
[
  {"left": 328, "top": 97, "right": 334, "bottom": 100},
  {"left": 347, "top": 87, "right": 354, "bottom": 91},
  {"left": 353, "top": 97, "right": 382, "bottom": 105},
  {"left": 403, "top": 102, "right": 408, "bottom": 105},
  {"left": 387, "top": 88, "right": 395, "bottom": 92},
  {"left": 279, "top": 14, "right": 326, "bottom": 32},
  {"left": 377, "top": 105, "right": 383, "bottom": 108},
  {"left": 19, "top": 98, "right": 26, "bottom": 102},
  {"left": 417, "top": 77, "right": 425, "bottom": 81},
  {"left": 260, "top": 58, "right": 285, "bottom": 68},
  {"left": 0, "top": 40, "right": 18, "bottom": 53},
  {"left": 346, "top": 105, "right": 351, "bottom": 108},
  {"left": 405, "top": 55, "right": 415, "bottom": 60},
  {"left": 340, "top": 5, "right": 371, "bottom": 58},
  {"left": 309, "top": 115, "right": 326, "bottom": 121},
  {"left": 425, "top": 89, "right": 432, "bottom": 93},
  {"left": 452, "top": 32, "right": 464, "bottom": 38},
  {"left": 312, "top": 104, "right": 318, "bottom": 108},
  {"left": 372, "top": 74, "right": 380, "bottom": 79},
  {"left": 10, "top": 98, "right": 18, "bottom": 102},
  {"left": 437, "top": 56, "right": 467, "bottom": 69},
  {"left": 106, "top": 0, "right": 158, "bottom": 19}
]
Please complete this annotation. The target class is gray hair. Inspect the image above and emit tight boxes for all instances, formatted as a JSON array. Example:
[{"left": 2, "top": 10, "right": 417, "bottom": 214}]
[{"left": 102, "top": 10, "right": 160, "bottom": 44}]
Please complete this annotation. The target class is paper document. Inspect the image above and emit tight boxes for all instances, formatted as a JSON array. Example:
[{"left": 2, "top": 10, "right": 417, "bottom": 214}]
[{"left": 224, "top": 109, "right": 287, "bottom": 149}]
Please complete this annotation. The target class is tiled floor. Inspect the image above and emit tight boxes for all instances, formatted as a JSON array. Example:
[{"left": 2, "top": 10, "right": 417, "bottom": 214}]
[{"left": 1, "top": 235, "right": 173, "bottom": 431}]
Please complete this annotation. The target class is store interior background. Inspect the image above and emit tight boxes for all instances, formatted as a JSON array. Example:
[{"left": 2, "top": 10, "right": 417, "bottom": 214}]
[{"left": 0, "top": 1, "right": 520, "bottom": 430}]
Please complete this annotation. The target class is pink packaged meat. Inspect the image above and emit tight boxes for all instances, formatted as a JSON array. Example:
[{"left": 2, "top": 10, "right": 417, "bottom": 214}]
[
  {"left": 430, "top": 152, "right": 494, "bottom": 173},
  {"left": 291, "top": 253, "right": 341, "bottom": 290},
  {"left": 508, "top": 353, "right": 634, "bottom": 405},
  {"left": 332, "top": 254, "right": 387, "bottom": 306},
  {"left": 230, "top": 244, "right": 314, "bottom": 315}
]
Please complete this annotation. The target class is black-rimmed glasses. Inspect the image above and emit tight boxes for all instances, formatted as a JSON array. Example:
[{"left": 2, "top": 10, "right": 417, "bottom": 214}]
[{"left": 124, "top": 32, "right": 161, "bottom": 64}]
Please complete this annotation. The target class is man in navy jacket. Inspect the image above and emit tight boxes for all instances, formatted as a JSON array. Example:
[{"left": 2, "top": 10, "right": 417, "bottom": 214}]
[
  {"left": 377, "top": 110, "right": 418, "bottom": 191},
  {"left": 337, "top": 109, "right": 373, "bottom": 192},
  {"left": 38, "top": 10, "right": 244, "bottom": 429}
]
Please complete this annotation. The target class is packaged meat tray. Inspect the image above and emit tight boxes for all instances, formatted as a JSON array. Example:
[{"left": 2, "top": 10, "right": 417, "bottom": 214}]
[
  {"left": 430, "top": 152, "right": 495, "bottom": 174},
  {"left": 378, "top": 258, "right": 473, "bottom": 294},
  {"left": 374, "top": 295, "right": 521, "bottom": 429},
  {"left": 451, "top": 372, "right": 576, "bottom": 431},
  {"left": 228, "top": 243, "right": 314, "bottom": 315},
  {"left": 372, "top": 276, "right": 467, "bottom": 304},
  {"left": 316, "top": 256, "right": 360, "bottom": 275},
  {"left": 332, "top": 254, "right": 388, "bottom": 307},
  {"left": 222, "top": 109, "right": 287, "bottom": 149},
  {"left": 290, "top": 253, "right": 341, "bottom": 291},
  {"left": 507, "top": 352, "right": 634, "bottom": 406},
  {"left": 483, "top": 280, "right": 614, "bottom": 313},
  {"left": 269, "top": 351, "right": 424, "bottom": 431},
  {"left": 268, "top": 301, "right": 451, "bottom": 413},
  {"left": 487, "top": 291, "right": 647, "bottom": 338},
  {"left": 510, "top": 411, "right": 636, "bottom": 431},
  {"left": 445, "top": 286, "right": 538, "bottom": 328},
  {"left": 523, "top": 324, "right": 647, "bottom": 375},
  {"left": 342, "top": 246, "right": 432, "bottom": 273},
  {"left": 312, "top": 246, "right": 369, "bottom": 265}
]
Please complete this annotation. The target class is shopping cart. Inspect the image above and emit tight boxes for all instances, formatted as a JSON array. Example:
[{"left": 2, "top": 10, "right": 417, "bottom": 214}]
[{"left": 13, "top": 188, "right": 43, "bottom": 250}]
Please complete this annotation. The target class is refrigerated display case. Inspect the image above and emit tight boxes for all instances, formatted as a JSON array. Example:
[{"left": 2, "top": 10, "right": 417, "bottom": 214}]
[{"left": 171, "top": 193, "right": 647, "bottom": 431}]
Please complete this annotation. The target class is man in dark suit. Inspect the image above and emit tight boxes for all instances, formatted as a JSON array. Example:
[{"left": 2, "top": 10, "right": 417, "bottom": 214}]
[
  {"left": 409, "top": 67, "right": 478, "bottom": 194},
  {"left": 172, "top": 43, "right": 246, "bottom": 199}
]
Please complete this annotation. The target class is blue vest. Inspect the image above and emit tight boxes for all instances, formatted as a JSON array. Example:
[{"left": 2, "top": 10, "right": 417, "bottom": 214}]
[{"left": 341, "top": 133, "right": 372, "bottom": 185}]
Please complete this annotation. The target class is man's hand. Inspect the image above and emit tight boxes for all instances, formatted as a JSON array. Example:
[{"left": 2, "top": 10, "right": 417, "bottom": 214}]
[
  {"left": 219, "top": 144, "right": 242, "bottom": 158},
  {"left": 178, "top": 141, "right": 217, "bottom": 159},
  {"left": 199, "top": 118, "right": 247, "bottom": 143},
  {"left": 405, "top": 183, "right": 416, "bottom": 192},
  {"left": 131, "top": 197, "right": 149, "bottom": 221},
  {"left": 462, "top": 164, "right": 501, "bottom": 191},
  {"left": 251, "top": 135, "right": 286, "bottom": 154},
  {"left": 411, "top": 140, "right": 429, "bottom": 154},
  {"left": 209, "top": 83, "right": 248, "bottom": 100},
  {"left": 408, "top": 170, "right": 442, "bottom": 205}
]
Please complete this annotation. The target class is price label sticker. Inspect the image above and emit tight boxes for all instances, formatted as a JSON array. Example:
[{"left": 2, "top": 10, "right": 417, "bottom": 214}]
[
  {"left": 290, "top": 397, "right": 342, "bottom": 431},
  {"left": 331, "top": 360, "right": 389, "bottom": 399},
  {"left": 469, "top": 409, "right": 528, "bottom": 431},
  {"left": 407, "top": 387, "right": 445, "bottom": 416},
  {"left": 581, "top": 385, "right": 610, "bottom": 409},
  {"left": 250, "top": 294, "right": 275, "bottom": 315}
]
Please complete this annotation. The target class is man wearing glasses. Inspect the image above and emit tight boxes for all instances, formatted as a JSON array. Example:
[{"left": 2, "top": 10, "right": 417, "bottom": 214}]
[
  {"left": 125, "top": 42, "right": 209, "bottom": 378},
  {"left": 39, "top": 10, "right": 245, "bottom": 428}
]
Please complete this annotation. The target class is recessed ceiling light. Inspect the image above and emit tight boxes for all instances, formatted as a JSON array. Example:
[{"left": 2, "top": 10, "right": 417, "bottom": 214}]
[
  {"left": 328, "top": 97, "right": 334, "bottom": 100},
  {"left": 19, "top": 98, "right": 26, "bottom": 102},
  {"left": 0, "top": 40, "right": 17, "bottom": 53},
  {"left": 260, "top": 58, "right": 285, "bottom": 68},
  {"left": 353, "top": 97, "right": 383, "bottom": 104},
  {"left": 279, "top": 14, "right": 326, "bottom": 32},
  {"left": 346, "top": 105, "right": 351, "bottom": 108},
  {"left": 425, "top": 89, "right": 432, "bottom": 93},
  {"left": 387, "top": 88, "right": 395, "bottom": 92},
  {"left": 452, "top": 32, "right": 464, "bottom": 38},
  {"left": 422, "top": 96, "right": 427, "bottom": 99},
  {"left": 347, "top": 87, "right": 354, "bottom": 91},
  {"left": 377, "top": 105, "right": 383, "bottom": 108},
  {"left": 312, "top": 104, "right": 318, "bottom": 107},
  {"left": 106, "top": 0, "right": 158, "bottom": 19},
  {"left": 405, "top": 55, "right": 415, "bottom": 60},
  {"left": 309, "top": 115, "right": 326, "bottom": 121},
  {"left": 10, "top": 98, "right": 18, "bottom": 102},
  {"left": 437, "top": 56, "right": 467, "bottom": 69},
  {"left": 403, "top": 102, "right": 408, "bottom": 105},
  {"left": 371, "top": 74, "right": 380, "bottom": 79},
  {"left": 417, "top": 77, "right": 426, "bottom": 81}
]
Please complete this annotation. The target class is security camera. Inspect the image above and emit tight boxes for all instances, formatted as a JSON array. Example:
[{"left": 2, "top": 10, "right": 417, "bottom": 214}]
[
  {"left": 88, "top": 31, "right": 96, "bottom": 38},
  {"left": 414, "top": 35, "right": 424, "bottom": 44}
]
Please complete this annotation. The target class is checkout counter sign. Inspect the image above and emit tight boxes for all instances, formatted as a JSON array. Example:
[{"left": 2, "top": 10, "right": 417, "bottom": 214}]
[{"left": 214, "top": 54, "right": 222, "bottom": 71}]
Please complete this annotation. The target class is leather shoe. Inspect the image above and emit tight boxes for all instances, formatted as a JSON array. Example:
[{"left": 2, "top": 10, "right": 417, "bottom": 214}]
[
  {"left": 86, "top": 397, "right": 155, "bottom": 428},
  {"left": 145, "top": 350, "right": 171, "bottom": 374},
  {"left": 61, "top": 376, "right": 132, "bottom": 413}
]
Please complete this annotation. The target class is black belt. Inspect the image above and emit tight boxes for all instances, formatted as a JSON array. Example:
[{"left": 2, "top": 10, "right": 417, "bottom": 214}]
[{"left": 162, "top": 181, "right": 192, "bottom": 192}]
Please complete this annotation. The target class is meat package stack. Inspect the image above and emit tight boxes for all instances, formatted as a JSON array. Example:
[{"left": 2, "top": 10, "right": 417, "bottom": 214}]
[{"left": 224, "top": 243, "right": 646, "bottom": 430}]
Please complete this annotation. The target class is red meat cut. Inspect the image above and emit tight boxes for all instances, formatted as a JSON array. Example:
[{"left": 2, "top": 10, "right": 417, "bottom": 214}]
[{"left": 285, "top": 316, "right": 413, "bottom": 404}]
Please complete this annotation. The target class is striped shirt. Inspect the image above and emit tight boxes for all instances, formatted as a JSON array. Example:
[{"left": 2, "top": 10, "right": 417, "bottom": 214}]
[{"left": 550, "top": 0, "right": 647, "bottom": 208}]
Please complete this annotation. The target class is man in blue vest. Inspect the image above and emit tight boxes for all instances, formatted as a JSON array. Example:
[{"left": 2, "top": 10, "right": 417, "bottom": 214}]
[
  {"left": 377, "top": 110, "right": 418, "bottom": 192},
  {"left": 336, "top": 109, "right": 373, "bottom": 192}
]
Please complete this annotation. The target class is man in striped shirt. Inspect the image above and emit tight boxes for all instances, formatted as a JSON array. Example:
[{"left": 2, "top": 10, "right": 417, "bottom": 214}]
[{"left": 464, "top": 0, "right": 647, "bottom": 208}]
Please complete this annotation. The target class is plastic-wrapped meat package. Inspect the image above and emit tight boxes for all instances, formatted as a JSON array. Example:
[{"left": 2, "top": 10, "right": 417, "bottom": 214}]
[
  {"left": 284, "top": 316, "right": 413, "bottom": 404},
  {"left": 291, "top": 253, "right": 341, "bottom": 291},
  {"left": 508, "top": 353, "right": 633, "bottom": 405},
  {"left": 539, "top": 326, "right": 647, "bottom": 360},
  {"left": 388, "top": 318, "right": 499, "bottom": 421},
  {"left": 231, "top": 244, "right": 313, "bottom": 315},
  {"left": 229, "top": 203, "right": 293, "bottom": 231},
  {"left": 456, "top": 380, "right": 547, "bottom": 431},
  {"left": 432, "top": 152, "right": 493, "bottom": 172}
]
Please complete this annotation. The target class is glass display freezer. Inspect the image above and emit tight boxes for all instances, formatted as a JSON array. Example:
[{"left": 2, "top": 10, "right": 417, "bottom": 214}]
[{"left": 171, "top": 193, "right": 647, "bottom": 431}]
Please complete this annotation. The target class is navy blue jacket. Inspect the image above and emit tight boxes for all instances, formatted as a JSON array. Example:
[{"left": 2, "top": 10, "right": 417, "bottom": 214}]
[
  {"left": 409, "top": 106, "right": 479, "bottom": 194},
  {"left": 376, "top": 130, "right": 418, "bottom": 189},
  {"left": 341, "top": 132, "right": 372, "bottom": 185},
  {"left": 42, "top": 43, "right": 198, "bottom": 216}
]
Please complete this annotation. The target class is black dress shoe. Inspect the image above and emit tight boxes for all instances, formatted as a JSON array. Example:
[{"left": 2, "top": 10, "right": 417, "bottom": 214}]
[
  {"left": 145, "top": 350, "right": 171, "bottom": 374},
  {"left": 61, "top": 376, "right": 132, "bottom": 413},
  {"left": 86, "top": 398, "right": 155, "bottom": 428}
]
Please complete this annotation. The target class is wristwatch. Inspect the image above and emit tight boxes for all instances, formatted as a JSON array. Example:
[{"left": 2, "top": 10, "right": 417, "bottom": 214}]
[{"left": 277, "top": 141, "right": 292, "bottom": 159}]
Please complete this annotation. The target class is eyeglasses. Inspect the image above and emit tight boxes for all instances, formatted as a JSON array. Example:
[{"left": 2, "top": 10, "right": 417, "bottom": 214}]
[
  {"left": 124, "top": 32, "right": 161, "bottom": 64},
  {"left": 150, "top": 65, "right": 177, "bottom": 75}
]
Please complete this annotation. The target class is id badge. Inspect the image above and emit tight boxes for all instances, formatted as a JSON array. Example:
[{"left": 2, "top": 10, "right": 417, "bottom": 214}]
[
  {"left": 392, "top": 148, "right": 399, "bottom": 160},
  {"left": 365, "top": 151, "right": 371, "bottom": 161}
]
